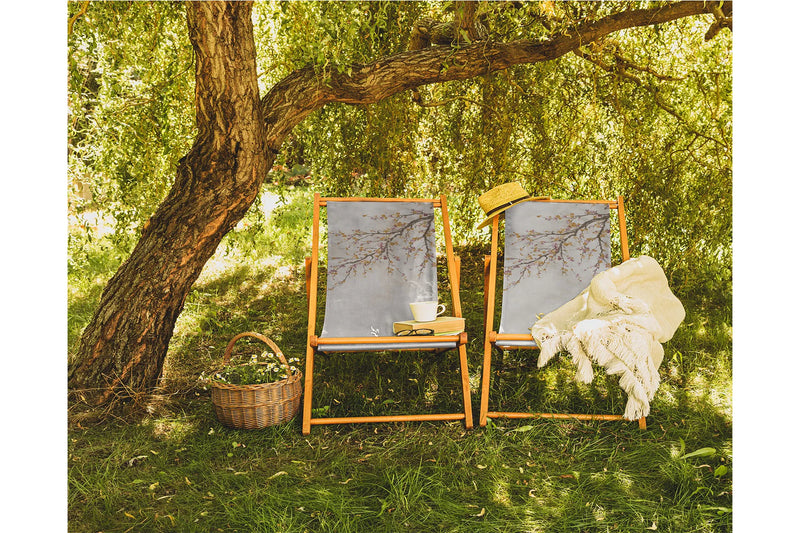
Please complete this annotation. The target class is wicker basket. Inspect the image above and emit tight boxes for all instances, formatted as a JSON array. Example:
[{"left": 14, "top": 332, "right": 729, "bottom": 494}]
[{"left": 211, "top": 332, "right": 303, "bottom": 430}]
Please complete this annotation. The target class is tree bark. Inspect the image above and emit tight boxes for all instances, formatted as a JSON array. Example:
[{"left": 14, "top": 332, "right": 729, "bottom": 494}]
[
  {"left": 69, "top": 0, "right": 728, "bottom": 405},
  {"left": 69, "top": 1, "right": 269, "bottom": 403}
]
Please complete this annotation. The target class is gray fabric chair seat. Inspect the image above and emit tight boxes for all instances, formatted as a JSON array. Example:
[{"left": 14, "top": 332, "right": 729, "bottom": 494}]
[
  {"left": 494, "top": 338, "right": 538, "bottom": 349},
  {"left": 316, "top": 339, "right": 458, "bottom": 352}
]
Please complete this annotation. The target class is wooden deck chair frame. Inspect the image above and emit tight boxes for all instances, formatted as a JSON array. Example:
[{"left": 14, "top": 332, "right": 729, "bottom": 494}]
[
  {"left": 302, "top": 194, "right": 473, "bottom": 435},
  {"left": 478, "top": 196, "right": 647, "bottom": 430}
]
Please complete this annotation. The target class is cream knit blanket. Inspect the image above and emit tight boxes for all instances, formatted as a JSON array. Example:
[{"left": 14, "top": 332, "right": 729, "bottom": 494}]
[{"left": 530, "top": 256, "right": 685, "bottom": 420}]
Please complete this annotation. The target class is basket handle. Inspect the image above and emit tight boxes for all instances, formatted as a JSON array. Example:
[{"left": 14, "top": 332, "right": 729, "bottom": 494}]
[{"left": 222, "top": 332, "right": 289, "bottom": 368}]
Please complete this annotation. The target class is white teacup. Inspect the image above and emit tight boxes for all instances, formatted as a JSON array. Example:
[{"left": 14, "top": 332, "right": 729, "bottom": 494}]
[{"left": 410, "top": 301, "right": 446, "bottom": 322}]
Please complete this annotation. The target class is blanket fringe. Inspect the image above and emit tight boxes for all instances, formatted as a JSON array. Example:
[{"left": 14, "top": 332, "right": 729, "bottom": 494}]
[{"left": 535, "top": 316, "right": 663, "bottom": 421}]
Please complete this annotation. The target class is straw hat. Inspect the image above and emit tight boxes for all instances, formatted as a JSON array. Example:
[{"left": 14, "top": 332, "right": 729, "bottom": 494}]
[{"left": 476, "top": 182, "right": 548, "bottom": 229}]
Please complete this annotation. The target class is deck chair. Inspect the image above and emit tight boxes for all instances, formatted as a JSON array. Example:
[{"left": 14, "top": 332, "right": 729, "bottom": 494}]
[
  {"left": 478, "top": 196, "right": 647, "bottom": 430},
  {"left": 302, "top": 194, "right": 473, "bottom": 435}
]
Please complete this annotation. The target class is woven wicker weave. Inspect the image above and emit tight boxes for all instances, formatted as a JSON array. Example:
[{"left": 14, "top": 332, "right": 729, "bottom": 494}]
[{"left": 211, "top": 332, "right": 303, "bottom": 430}]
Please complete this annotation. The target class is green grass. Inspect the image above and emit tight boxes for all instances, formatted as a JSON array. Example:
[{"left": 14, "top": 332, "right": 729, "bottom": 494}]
[{"left": 68, "top": 186, "right": 732, "bottom": 532}]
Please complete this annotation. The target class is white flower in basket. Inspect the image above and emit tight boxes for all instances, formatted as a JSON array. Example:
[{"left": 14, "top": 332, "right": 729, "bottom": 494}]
[{"left": 204, "top": 332, "right": 303, "bottom": 430}]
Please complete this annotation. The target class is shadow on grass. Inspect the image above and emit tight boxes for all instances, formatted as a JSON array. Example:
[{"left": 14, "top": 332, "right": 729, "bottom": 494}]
[
  {"left": 159, "top": 245, "right": 731, "bottom": 437},
  {"left": 69, "top": 235, "right": 732, "bottom": 532},
  {"left": 164, "top": 257, "right": 311, "bottom": 393}
]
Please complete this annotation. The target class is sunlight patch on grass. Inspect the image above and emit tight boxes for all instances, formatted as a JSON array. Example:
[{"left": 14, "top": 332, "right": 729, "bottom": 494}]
[
  {"left": 656, "top": 386, "right": 679, "bottom": 408},
  {"left": 272, "top": 264, "right": 294, "bottom": 280},
  {"left": 194, "top": 251, "right": 282, "bottom": 288},
  {"left": 491, "top": 478, "right": 512, "bottom": 506},
  {"left": 423, "top": 378, "right": 439, "bottom": 405},
  {"left": 687, "top": 372, "right": 732, "bottom": 418},
  {"left": 148, "top": 417, "right": 198, "bottom": 443},
  {"left": 592, "top": 503, "right": 607, "bottom": 522},
  {"left": 613, "top": 470, "right": 635, "bottom": 491},
  {"left": 669, "top": 441, "right": 683, "bottom": 459},
  {"left": 469, "top": 370, "right": 482, "bottom": 391}
]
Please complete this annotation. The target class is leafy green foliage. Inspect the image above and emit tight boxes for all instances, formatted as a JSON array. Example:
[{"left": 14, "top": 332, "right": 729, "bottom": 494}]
[
  {"left": 67, "top": 0, "right": 732, "bottom": 370},
  {"left": 285, "top": 6, "right": 731, "bottom": 300},
  {"left": 67, "top": 1, "right": 731, "bottom": 300},
  {"left": 68, "top": 1, "right": 194, "bottom": 239}
]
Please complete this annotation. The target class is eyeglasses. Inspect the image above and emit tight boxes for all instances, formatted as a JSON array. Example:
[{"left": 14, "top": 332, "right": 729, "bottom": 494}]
[{"left": 395, "top": 328, "right": 434, "bottom": 336}]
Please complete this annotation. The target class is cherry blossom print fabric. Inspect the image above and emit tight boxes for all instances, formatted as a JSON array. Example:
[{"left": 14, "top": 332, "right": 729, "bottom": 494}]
[
  {"left": 498, "top": 201, "right": 611, "bottom": 338},
  {"left": 321, "top": 201, "right": 438, "bottom": 338}
]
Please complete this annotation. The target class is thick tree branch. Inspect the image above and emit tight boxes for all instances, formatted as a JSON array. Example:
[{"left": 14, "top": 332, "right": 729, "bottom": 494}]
[
  {"left": 68, "top": 0, "right": 90, "bottom": 35},
  {"left": 260, "top": 1, "right": 727, "bottom": 150},
  {"left": 705, "top": 2, "right": 733, "bottom": 41}
]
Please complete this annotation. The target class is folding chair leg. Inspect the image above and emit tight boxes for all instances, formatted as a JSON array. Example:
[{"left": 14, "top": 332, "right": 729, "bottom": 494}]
[
  {"left": 479, "top": 344, "right": 493, "bottom": 427},
  {"left": 457, "top": 344, "right": 473, "bottom": 429},
  {"left": 302, "top": 346, "right": 315, "bottom": 435}
]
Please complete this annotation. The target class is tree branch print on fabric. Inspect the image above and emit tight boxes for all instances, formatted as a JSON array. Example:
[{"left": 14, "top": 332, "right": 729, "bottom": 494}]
[
  {"left": 327, "top": 208, "right": 435, "bottom": 290},
  {"left": 504, "top": 208, "right": 610, "bottom": 289}
]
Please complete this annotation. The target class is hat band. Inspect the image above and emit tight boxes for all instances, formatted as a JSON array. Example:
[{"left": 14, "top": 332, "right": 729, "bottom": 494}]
[{"left": 485, "top": 194, "right": 530, "bottom": 217}]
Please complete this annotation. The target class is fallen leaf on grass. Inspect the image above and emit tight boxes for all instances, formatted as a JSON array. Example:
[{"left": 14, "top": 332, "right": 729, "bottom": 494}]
[
  {"left": 125, "top": 455, "right": 148, "bottom": 468},
  {"left": 474, "top": 508, "right": 486, "bottom": 518},
  {"left": 268, "top": 471, "right": 288, "bottom": 480},
  {"left": 339, "top": 478, "right": 353, "bottom": 484},
  {"left": 679, "top": 447, "right": 716, "bottom": 460},
  {"left": 646, "top": 522, "right": 658, "bottom": 530}
]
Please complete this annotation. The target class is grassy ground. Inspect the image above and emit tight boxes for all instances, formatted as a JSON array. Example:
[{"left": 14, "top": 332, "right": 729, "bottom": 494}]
[{"left": 68, "top": 187, "right": 732, "bottom": 532}]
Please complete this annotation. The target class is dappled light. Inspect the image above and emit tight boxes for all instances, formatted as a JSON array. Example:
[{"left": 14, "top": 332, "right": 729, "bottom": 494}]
[
  {"left": 146, "top": 417, "right": 200, "bottom": 444},
  {"left": 68, "top": 1, "right": 731, "bottom": 531}
]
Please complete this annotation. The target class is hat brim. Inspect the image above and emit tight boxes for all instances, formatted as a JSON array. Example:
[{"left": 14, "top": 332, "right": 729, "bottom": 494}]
[
  {"left": 476, "top": 196, "right": 551, "bottom": 229},
  {"left": 475, "top": 201, "right": 524, "bottom": 229}
]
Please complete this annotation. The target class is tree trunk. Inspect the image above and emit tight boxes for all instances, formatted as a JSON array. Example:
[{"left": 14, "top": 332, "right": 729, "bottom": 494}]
[
  {"left": 69, "top": 0, "right": 727, "bottom": 405},
  {"left": 69, "top": 1, "right": 269, "bottom": 403}
]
